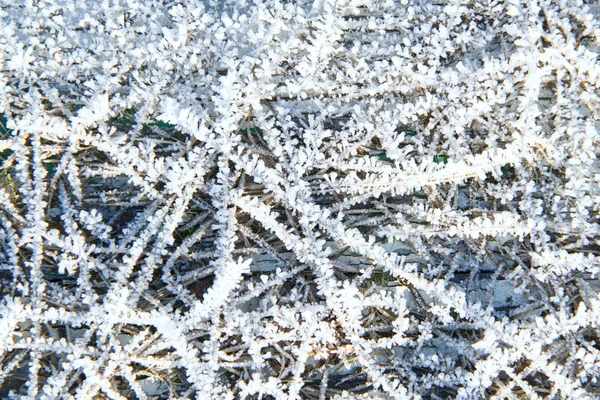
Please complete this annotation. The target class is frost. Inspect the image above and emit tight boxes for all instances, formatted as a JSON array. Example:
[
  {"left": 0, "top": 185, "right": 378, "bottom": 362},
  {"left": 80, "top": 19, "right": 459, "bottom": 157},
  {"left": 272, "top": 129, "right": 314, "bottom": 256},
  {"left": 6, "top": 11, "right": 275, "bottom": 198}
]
[{"left": 1, "top": 0, "right": 600, "bottom": 398}]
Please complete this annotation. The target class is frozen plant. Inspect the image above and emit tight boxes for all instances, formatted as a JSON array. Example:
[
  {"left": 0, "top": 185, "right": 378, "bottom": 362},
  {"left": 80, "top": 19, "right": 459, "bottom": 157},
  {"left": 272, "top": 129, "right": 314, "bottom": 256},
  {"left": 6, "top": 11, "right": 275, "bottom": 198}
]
[{"left": 1, "top": 0, "right": 600, "bottom": 398}]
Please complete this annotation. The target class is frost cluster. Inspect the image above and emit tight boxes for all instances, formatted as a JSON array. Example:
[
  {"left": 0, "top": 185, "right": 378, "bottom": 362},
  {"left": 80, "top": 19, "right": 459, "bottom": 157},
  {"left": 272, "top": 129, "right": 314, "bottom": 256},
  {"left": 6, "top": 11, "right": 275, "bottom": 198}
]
[{"left": 1, "top": 0, "right": 600, "bottom": 398}]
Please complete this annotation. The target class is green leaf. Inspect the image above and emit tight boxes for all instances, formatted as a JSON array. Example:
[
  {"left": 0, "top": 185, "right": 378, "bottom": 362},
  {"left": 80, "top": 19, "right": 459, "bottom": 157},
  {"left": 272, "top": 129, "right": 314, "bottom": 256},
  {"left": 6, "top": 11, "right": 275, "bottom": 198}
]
[
  {"left": 0, "top": 113, "right": 10, "bottom": 135},
  {"left": 239, "top": 127, "right": 263, "bottom": 137},
  {"left": 145, "top": 120, "right": 175, "bottom": 130},
  {"left": 70, "top": 104, "right": 86, "bottom": 113},
  {"left": 115, "top": 108, "right": 137, "bottom": 127},
  {"left": 379, "top": 154, "right": 394, "bottom": 163},
  {"left": 0, "top": 149, "right": 13, "bottom": 167},
  {"left": 42, "top": 155, "right": 60, "bottom": 178},
  {"left": 434, "top": 154, "right": 448, "bottom": 164},
  {"left": 501, "top": 164, "right": 515, "bottom": 178}
]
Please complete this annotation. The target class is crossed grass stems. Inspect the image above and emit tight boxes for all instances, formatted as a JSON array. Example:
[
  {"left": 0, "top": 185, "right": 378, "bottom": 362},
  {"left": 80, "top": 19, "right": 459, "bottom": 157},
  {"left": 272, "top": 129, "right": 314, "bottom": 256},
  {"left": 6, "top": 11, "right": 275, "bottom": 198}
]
[{"left": 0, "top": 101, "right": 596, "bottom": 398}]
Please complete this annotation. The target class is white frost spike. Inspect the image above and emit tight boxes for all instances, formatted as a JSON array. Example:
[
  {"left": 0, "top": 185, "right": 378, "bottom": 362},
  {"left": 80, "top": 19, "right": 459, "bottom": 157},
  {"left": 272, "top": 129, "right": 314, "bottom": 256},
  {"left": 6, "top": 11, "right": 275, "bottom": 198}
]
[{"left": 74, "top": 94, "right": 110, "bottom": 127}]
